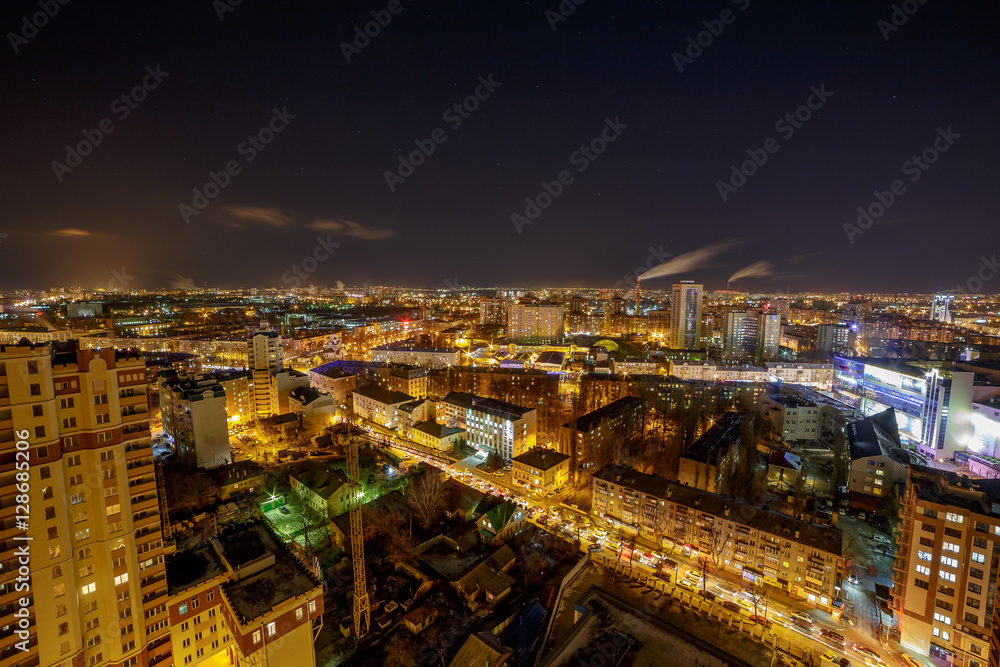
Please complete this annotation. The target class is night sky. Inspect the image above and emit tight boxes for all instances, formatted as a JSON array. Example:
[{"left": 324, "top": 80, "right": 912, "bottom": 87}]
[{"left": 2, "top": 1, "right": 997, "bottom": 293}]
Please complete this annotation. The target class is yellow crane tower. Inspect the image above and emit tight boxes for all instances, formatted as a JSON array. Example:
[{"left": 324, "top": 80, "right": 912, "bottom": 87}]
[{"left": 347, "top": 433, "right": 370, "bottom": 638}]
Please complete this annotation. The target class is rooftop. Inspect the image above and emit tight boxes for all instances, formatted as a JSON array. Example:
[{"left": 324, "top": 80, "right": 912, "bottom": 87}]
[
  {"left": 563, "top": 396, "right": 644, "bottom": 432},
  {"left": 682, "top": 412, "right": 743, "bottom": 464},
  {"left": 353, "top": 383, "right": 414, "bottom": 405},
  {"left": 413, "top": 420, "right": 463, "bottom": 439},
  {"left": 513, "top": 447, "right": 569, "bottom": 471},
  {"left": 219, "top": 524, "right": 320, "bottom": 624},
  {"left": 472, "top": 396, "right": 534, "bottom": 419},
  {"left": 165, "top": 543, "right": 227, "bottom": 596}
]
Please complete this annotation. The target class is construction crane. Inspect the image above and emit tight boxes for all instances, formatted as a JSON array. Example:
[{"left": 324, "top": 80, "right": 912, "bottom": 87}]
[{"left": 347, "top": 432, "right": 370, "bottom": 638}]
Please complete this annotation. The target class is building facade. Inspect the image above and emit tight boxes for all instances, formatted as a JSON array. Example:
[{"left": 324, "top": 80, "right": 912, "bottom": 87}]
[
  {"left": 669, "top": 282, "right": 703, "bottom": 350},
  {"left": 465, "top": 398, "right": 536, "bottom": 462},
  {"left": 892, "top": 466, "right": 1000, "bottom": 666},
  {"left": 1, "top": 341, "right": 171, "bottom": 667},
  {"left": 511, "top": 447, "right": 570, "bottom": 496},
  {"left": 592, "top": 463, "right": 843, "bottom": 611}
]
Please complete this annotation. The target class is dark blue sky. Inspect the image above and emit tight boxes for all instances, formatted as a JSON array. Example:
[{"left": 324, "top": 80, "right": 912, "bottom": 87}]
[{"left": 2, "top": 1, "right": 997, "bottom": 293}]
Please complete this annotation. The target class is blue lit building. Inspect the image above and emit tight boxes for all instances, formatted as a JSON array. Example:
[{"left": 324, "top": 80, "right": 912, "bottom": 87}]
[{"left": 833, "top": 357, "right": 974, "bottom": 458}]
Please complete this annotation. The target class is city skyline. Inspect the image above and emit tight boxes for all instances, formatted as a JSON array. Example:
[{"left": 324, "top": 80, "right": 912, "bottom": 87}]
[{"left": 2, "top": 2, "right": 998, "bottom": 292}]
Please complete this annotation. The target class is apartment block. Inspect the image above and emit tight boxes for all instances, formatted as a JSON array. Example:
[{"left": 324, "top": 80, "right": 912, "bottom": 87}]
[
  {"left": 0, "top": 341, "right": 171, "bottom": 667},
  {"left": 388, "top": 363, "right": 428, "bottom": 399},
  {"left": 506, "top": 302, "right": 565, "bottom": 344},
  {"left": 370, "top": 344, "right": 460, "bottom": 369},
  {"left": 158, "top": 372, "right": 230, "bottom": 470},
  {"left": 592, "top": 463, "right": 843, "bottom": 611},
  {"left": 351, "top": 385, "right": 414, "bottom": 429},
  {"left": 559, "top": 396, "right": 644, "bottom": 481},
  {"left": 678, "top": 412, "right": 743, "bottom": 494},
  {"left": 165, "top": 523, "right": 324, "bottom": 667},
  {"left": 248, "top": 331, "right": 281, "bottom": 418},
  {"left": 892, "top": 466, "right": 1000, "bottom": 666}
]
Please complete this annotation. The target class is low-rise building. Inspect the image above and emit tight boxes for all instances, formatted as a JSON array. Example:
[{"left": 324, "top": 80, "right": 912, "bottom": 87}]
[
  {"left": 372, "top": 343, "right": 461, "bottom": 368},
  {"left": 438, "top": 391, "right": 479, "bottom": 427},
  {"left": 512, "top": 447, "right": 570, "bottom": 496},
  {"left": 592, "top": 463, "right": 843, "bottom": 610},
  {"left": 763, "top": 394, "right": 822, "bottom": 441},
  {"left": 288, "top": 386, "right": 337, "bottom": 430},
  {"left": 308, "top": 364, "right": 357, "bottom": 403},
  {"left": 289, "top": 461, "right": 352, "bottom": 518},
  {"left": 847, "top": 408, "right": 927, "bottom": 500},
  {"left": 478, "top": 502, "right": 527, "bottom": 545},
  {"left": 411, "top": 420, "right": 464, "bottom": 452},
  {"left": 397, "top": 398, "right": 436, "bottom": 438},
  {"left": 352, "top": 384, "right": 415, "bottom": 428},
  {"left": 389, "top": 362, "right": 429, "bottom": 398}
]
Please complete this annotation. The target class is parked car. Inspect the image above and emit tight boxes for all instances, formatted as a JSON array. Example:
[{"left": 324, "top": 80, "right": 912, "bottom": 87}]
[
  {"left": 749, "top": 614, "right": 772, "bottom": 630},
  {"left": 872, "top": 534, "right": 891, "bottom": 544},
  {"left": 900, "top": 655, "right": 922, "bottom": 667},
  {"left": 697, "top": 589, "right": 717, "bottom": 602},
  {"left": 720, "top": 600, "right": 742, "bottom": 613}
]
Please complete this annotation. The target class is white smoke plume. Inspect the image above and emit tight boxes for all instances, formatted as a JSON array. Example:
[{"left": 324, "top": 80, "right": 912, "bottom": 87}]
[
  {"left": 727, "top": 260, "right": 775, "bottom": 283},
  {"left": 637, "top": 239, "right": 738, "bottom": 282}
]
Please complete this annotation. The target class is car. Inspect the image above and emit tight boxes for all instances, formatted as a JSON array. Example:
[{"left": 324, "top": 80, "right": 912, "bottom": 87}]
[
  {"left": 847, "top": 573, "right": 861, "bottom": 585},
  {"left": 720, "top": 600, "right": 742, "bottom": 613},
  {"left": 697, "top": 589, "right": 717, "bottom": 601},
  {"left": 858, "top": 511, "right": 867, "bottom": 521},
  {"left": 749, "top": 614, "right": 772, "bottom": 630},
  {"left": 820, "top": 651, "right": 852, "bottom": 666},
  {"left": 851, "top": 644, "right": 881, "bottom": 665},
  {"left": 900, "top": 655, "right": 922, "bottom": 667},
  {"left": 676, "top": 578, "right": 697, "bottom": 593},
  {"left": 872, "top": 534, "right": 891, "bottom": 544},
  {"left": 278, "top": 506, "right": 290, "bottom": 515},
  {"left": 790, "top": 613, "right": 813, "bottom": 631},
  {"left": 819, "top": 628, "right": 846, "bottom": 647}
]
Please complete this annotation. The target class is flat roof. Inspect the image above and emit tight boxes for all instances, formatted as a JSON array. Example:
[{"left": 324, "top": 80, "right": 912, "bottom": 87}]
[{"left": 512, "top": 447, "right": 569, "bottom": 470}]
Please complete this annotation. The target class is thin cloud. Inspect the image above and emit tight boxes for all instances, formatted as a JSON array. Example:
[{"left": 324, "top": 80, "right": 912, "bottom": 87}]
[
  {"left": 50, "top": 228, "right": 93, "bottom": 237},
  {"left": 225, "top": 206, "right": 291, "bottom": 227},
  {"left": 310, "top": 219, "right": 396, "bottom": 240}
]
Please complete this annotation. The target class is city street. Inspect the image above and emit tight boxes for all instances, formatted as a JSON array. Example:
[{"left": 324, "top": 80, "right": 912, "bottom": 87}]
[{"left": 347, "top": 416, "right": 931, "bottom": 667}]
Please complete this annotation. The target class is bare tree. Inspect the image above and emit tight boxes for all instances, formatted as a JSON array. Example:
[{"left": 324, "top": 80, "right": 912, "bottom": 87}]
[
  {"left": 383, "top": 636, "right": 418, "bottom": 667},
  {"left": 405, "top": 468, "right": 446, "bottom": 529}
]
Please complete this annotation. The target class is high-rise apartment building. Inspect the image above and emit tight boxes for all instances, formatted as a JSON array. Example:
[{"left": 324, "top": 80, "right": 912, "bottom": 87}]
[
  {"left": 248, "top": 330, "right": 282, "bottom": 418},
  {"left": 506, "top": 301, "right": 565, "bottom": 344},
  {"left": 1, "top": 341, "right": 171, "bottom": 667},
  {"left": 723, "top": 308, "right": 780, "bottom": 362},
  {"left": 669, "top": 282, "right": 703, "bottom": 349},
  {"left": 892, "top": 466, "right": 999, "bottom": 665},
  {"left": 478, "top": 297, "right": 508, "bottom": 327}
]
